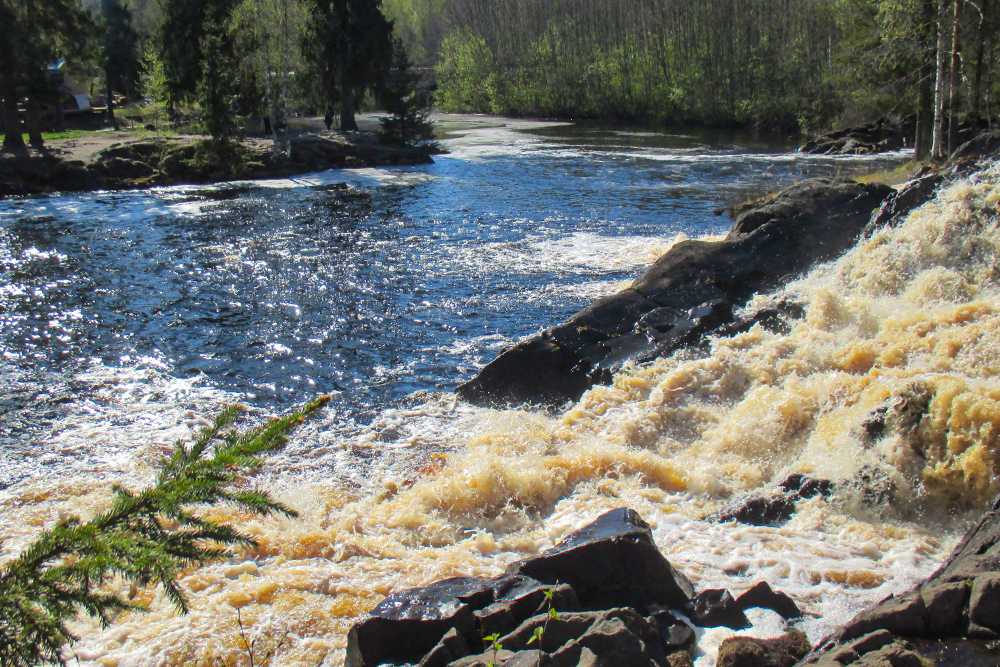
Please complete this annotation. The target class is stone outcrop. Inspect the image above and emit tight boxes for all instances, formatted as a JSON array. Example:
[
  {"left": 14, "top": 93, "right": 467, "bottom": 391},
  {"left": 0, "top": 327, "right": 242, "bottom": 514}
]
[
  {"left": 798, "top": 120, "right": 911, "bottom": 155},
  {"left": 0, "top": 135, "right": 436, "bottom": 197},
  {"left": 345, "top": 508, "right": 807, "bottom": 667},
  {"left": 717, "top": 631, "right": 811, "bottom": 667},
  {"left": 458, "top": 178, "right": 894, "bottom": 408},
  {"left": 801, "top": 493, "right": 1000, "bottom": 666}
]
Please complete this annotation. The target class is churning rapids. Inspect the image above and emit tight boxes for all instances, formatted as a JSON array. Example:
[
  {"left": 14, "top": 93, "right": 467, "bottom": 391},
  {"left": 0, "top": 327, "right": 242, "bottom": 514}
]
[{"left": 1, "top": 115, "right": 994, "bottom": 666}]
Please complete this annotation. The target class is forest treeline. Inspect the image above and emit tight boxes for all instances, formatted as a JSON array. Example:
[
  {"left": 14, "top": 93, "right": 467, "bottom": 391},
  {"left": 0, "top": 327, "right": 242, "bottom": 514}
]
[
  {"left": 2, "top": 0, "right": 998, "bottom": 154},
  {"left": 387, "top": 0, "right": 999, "bottom": 145},
  {"left": 1, "top": 0, "right": 433, "bottom": 154}
]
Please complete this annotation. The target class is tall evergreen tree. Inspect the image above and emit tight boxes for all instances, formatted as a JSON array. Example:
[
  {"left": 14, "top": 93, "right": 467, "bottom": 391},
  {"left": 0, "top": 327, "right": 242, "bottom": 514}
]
[
  {"left": 198, "top": 20, "right": 239, "bottom": 156},
  {"left": 101, "top": 0, "right": 142, "bottom": 121},
  {"left": 307, "top": 0, "right": 394, "bottom": 131},
  {"left": 377, "top": 38, "right": 436, "bottom": 147},
  {"left": 0, "top": 0, "right": 100, "bottom": 149},
  {"left": 159, "top": 0, "right": 238, "bottom": 105}
]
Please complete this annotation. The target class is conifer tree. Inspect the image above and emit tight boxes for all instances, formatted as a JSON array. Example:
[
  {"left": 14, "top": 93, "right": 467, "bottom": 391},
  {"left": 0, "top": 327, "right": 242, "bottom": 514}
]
[
  {"left": 198, "top": 20, "right": 240, "bottom": 159},
  {"left": 0, "top": 396, "right": 329, "bottom": 667},
  {"left": 377, "top": 38, "right": 436, "bottom": 147}
]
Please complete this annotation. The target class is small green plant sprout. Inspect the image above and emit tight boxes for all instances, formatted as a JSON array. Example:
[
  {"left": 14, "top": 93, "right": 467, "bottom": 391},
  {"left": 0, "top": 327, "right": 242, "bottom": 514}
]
[
  {"left": 484, "top": 632, "right": 503, "bottom": 667},
  {"left": 0, "top": 396, "right": 329, "bottom": 667}
]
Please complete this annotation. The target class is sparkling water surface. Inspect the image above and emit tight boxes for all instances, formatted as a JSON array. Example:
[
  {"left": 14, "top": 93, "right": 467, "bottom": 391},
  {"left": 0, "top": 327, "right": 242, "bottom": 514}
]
[{"left": 0, "top": 114, "right": 909, "bottom": 476}]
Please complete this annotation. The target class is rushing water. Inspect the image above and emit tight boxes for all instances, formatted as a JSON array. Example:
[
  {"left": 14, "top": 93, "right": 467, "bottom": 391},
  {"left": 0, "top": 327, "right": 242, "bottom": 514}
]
[{"left": 1, "top": 115, "right": 991, "bottom": 667}]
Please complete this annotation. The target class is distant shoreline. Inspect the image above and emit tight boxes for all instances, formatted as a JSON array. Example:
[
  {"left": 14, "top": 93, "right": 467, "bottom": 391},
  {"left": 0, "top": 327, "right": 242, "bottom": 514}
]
[{"left": 0, "top": 116, "right": 438, "bottom": 198}]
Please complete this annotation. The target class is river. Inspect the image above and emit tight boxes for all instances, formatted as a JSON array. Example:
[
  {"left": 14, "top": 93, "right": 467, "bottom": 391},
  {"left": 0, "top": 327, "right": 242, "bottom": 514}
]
[{"left": 1, "top": 114, "right": 992, "bottom": 666}]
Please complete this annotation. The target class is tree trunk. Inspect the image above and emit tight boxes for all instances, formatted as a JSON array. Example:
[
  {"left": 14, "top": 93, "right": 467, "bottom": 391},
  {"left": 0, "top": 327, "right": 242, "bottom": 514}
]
[
  {"left": 2, "top": 95, "right": 25, "bottom": 150},
  {"left": 971, "top": 0, "right": 989, "bottom": 118},
  {"left": 915, "top": 0, "right": 936, "bottom": 160},
  {"left": 26, "top": 97, "right": 43, "bottom": 146},
  {"left": 931, "top": 0, "right": 948, "bottom": 160},
  {"left": 106, "top": 73, "right": 115, "bottom": 122},
  {"left": 339, "top": 50, "right": 358, "bottom": 132},
  {"left": 947, "top": 0, "right": 961, "bottom": 155}
]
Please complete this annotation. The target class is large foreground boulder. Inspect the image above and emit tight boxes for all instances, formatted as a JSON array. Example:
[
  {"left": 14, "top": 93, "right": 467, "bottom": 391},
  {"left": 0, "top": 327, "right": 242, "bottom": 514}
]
[
  {"left": 458, "top": 178, "right": 894, "bottom": 407},
  {"left": 346, "top": 508, "right": 694, "bottom": 667}
]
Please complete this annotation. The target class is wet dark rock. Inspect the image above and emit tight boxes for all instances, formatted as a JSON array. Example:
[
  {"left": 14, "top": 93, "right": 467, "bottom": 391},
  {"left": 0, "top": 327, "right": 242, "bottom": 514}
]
[
  {"left": 686, "top": 589, "right": 750, "bottom": 629},
  {"left": 736, "top": 582, "right": 802, "bottom": 620},
  {"left": 851, "top": 643, "right": 927, "bottom": 667},
  {"left": 710, "top": 473, "right": 838, "bottom": 527},
  {"left": 779, "top": 474, "right": 835, "bottom": 500},
  {"left": 803, "top": 491, "right": 1000, "bottom": 665},
  {"left": 868, "top": 173, "right": 946, "bottom": 231},
  {"left": 548, "top": 616, "right": 653, "bottom": 667},
  {"left": 475, "top": 582, "right": 579, "bottom": 638},
  {"left": 503, "top": 649, "right": 553, "bottom": 667},
  {"left": 346, "top": 574, "right": 573, "bottom": 667},
  {"left": 851, "top": 465, "right": 897, "bottom": 506},
  {"left": 948, "top": 130, "right": 1000, "bottom": 165},
  {"left": 345, "top": 576, "right": 491, "bottom": 667},
  {"left": 716, "top": 631, "right": 811, "bottom": 667},
  {"left": 798, "top": 119, "right": 910, "bottom": 155},
  {"left": 968, "top": 574, "right": 1000, "bottom": 634},
  {"left": 459, "top": 178, "right": 893, "bottom": 408},
  {"left": 650, "top": 609, "right": 696, "bottom": 652},
  {"left": 508, "top": 508, "right": 694, "bottom": 613},
  {"left": 419, "top": 628, "right": 471, "bottom": 667},
  {"left": 346, "top": 508, "right": 692, "bottom": 667},
  {"left": 714, "top": 494, "right": 796, "bottom": 526}
]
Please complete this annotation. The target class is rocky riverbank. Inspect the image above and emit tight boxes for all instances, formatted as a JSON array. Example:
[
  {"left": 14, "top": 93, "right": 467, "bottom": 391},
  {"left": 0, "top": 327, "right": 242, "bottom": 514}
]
[
  {"left": 382, "top": 131, "right": 1000, "bottom": 667},
  {"left": 0, "top": 129, "right": 437, "bottom": 198},
  {"left": 458, "top": 131, "right": 1000, "bottom": 410}
]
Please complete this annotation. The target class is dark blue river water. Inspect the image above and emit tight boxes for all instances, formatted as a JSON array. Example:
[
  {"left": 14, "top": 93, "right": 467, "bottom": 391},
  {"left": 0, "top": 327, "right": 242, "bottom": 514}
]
[{"left": 0, "top": 115, "right": 909, "bottom": 455}]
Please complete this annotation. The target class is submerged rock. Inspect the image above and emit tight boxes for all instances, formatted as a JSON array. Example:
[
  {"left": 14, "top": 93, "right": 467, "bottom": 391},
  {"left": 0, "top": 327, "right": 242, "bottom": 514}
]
[{"left": 458, "top": 178, "right": 893, "bottom": 408}]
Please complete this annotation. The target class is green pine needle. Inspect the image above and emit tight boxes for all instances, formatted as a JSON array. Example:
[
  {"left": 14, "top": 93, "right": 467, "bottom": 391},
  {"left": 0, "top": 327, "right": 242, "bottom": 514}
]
[{"left": 0, "top": 396, "right": 329, "bottom": 667}]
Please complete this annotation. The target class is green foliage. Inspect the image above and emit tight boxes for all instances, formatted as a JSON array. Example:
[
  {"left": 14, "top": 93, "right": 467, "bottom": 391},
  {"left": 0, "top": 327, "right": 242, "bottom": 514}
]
[
  {"left": 0, "top": 0, "right": 101, "bottom": 149},
  {"left": 198, "top": 21, "right": 240, "bottom": 157},
  {"left": 159, "top": 0, "right": 239, "bottom": 104},
  {"left": 434, "top": 0, "right": 841, "bottom": 130},
  {"left": 141, "top": 45, "right": 171, "bottom": 142},
  {"left": 436, "top": 31, "right": 504, "bottom": 114},
  {"left": 0, "top": 396, "right": 329, "bottom": 667},
  {"left": 306, "top": 0, "right": 395, "bottom": 131},
  {"left": 227, "top": 0, "right": 309, "bottom": 121},
  {"left": 101, "top": 0, "right": 143, "bottom": 101},
  {"left": 377, "top": 38, "right": 437, "bottom": 147}
]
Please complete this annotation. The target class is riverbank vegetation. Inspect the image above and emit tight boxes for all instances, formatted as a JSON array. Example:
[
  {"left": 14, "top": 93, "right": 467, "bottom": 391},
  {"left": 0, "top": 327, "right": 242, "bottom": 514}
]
[
  {"left": 384, "top": 0, "right": 1000, "bottom": 148},
  {"left": 0, "top": 0, "right": 437, "bottom": 159}
]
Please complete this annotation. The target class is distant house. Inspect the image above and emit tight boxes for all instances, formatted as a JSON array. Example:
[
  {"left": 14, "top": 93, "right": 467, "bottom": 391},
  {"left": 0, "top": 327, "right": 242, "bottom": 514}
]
[{"left": 48, "top": 59, "right": 99, "bottom": 114}]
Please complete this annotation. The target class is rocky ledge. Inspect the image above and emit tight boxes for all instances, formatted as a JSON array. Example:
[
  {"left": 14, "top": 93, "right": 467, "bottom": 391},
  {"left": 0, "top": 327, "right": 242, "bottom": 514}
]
[
  {"left": 458, "top": 177, "right": 895, "bottom": 408},
  {"left": 798, "top": 119, "right": 913, "bottom": 155},
  {"left": 348, "top": 498, "right": 1000, "bottom": 667},
  {"left": 0, "top": 135, "right": 436, "bottom": 197},
  {"left": 346, "top": 508, "right": 810, "bottom": 667},
  {"left": 458, "top": 130, "right": 1000, "bottom": 410}
]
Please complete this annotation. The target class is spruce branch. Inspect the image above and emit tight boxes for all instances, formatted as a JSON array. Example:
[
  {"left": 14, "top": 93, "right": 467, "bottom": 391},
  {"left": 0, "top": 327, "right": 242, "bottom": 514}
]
[{"left": 0, "top": 396, "right": 329, "bottom": 667}]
